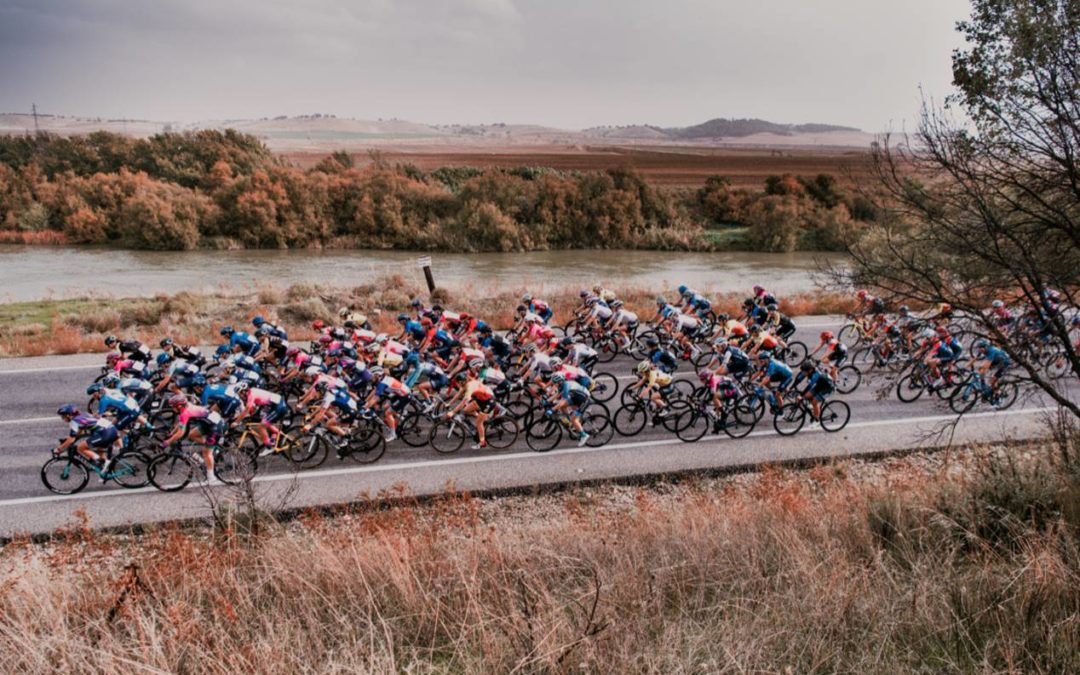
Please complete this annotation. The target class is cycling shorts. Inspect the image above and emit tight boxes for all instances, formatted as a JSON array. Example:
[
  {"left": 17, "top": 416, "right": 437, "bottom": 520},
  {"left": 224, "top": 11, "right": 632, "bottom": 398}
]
[
  {"left": 259, "top": 399, "right": 288, "bottom": 424},
  {"left": 87, "top": 425, "right": 119, "bottom": 449}
]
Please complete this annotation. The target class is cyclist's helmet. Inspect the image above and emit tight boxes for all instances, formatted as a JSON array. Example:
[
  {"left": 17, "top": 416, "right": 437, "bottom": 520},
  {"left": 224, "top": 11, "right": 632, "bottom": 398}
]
[
  {"left": 655, "top": 296, "right": 666, "bottom": 306},
  {"left": 560, "top": 336, "right": 574, "bottom": 347},
  {"left": 467, "top": 358, "right": 484, "bottom": 370},
  {"left": 800, "top": 359, "right": 816, "bottom": 372},
  {"left": 397, "top": 312, "right": 409, "bottom": 323},
  {"left": 326, "top": 348, "right": 342, "bottom": 358},
  {"left": 167, "top": 394, "right": 188, "bottom": 409},
  {"left": 973, "top": 339, "right": 989, "bottom": 351},
  {"left": 479, "top": 325, "right": 492, "bottom": 334},
  {"left": 645, "top": 338, "right": 659, "bottom": 349},
  {"left": 749, "top": 324, "right": 761, "bottom": 334},
  {"left": 898, "top": 305, "right": 910, "bottom": 315},
  {"left": 579, "top": 289, "right": 590, "bottom": 298},
  {"left": 338, "top": 307, "right": 350, "bottom": 319},
  {"left": 766, "top": 303, "right": 778, "bottom": 312},
  {"left": 57, "top": 404, "right": 79, "bottom": 417},
  {"left": 156, "top": 352, "right": 172, "bottom": 367},
  {"left": 636, "top": 360, "right": 651, "bottom": 374},
  {"left": 86, "top": 383, "right": 103, "bottom": 396},
  {"left": 935, "top": 326, "right": 949, "bottom": 336},
  {"left": 940, "top": 303, "right": 952, "bottom": 312},
  {"left": 756, "top": 352, "right": 771, "bottom": 361},
  {"left": 285, "top": 347, "right": 300, "bottom": 358},
  {"left": 159, "top": 337, "right": 174, "bottom": 349},
  {"left": 220, "top": 325, "right": 234, "bottom": 337},
  {"left": 549, "top": 357, "right": 563, "bottom": 368},
  {"left": 697, "top": 369, "right": 712, "bottom": 383},
  {"left": 317, "top": 334, "right": 333, "bottom": 345},
  {"left": 522, "top": 293, "right": 532, "bottom": 303},
  {"left": 102, "top": 374, "right": 120, "bottom": 388},
  {"left": 104, "top": 335, "right": 118, "bottom": 347},
  {"left": 304, "top": 366, "right": 322, "bottom": 378},
  {"left": 991, "top": 300, "right": 1004, "bottom": 309},
  {"left": 314, "top": 380, "right": 329, "bottom": 393},
  {"left": 1072, "top": 316, "right": 1080, "bottom": 326},
  {"left": 820, "top": 331, "right": 834, "bottom": 342},
  {"left": 252, "top": 316, "right": 266, "bottom": 327},
  {"left": 610, "top": 299, "right": 623, "bottom": 309},
  {"left": 329, "top": 328, "right": 346, "bottom": 340},
  {"left": 550, "top": 372, "right": 566, "bottom": 385},
  {"left": 516, "top": 304, "right": 527, "bottom": 313},
  {"left": 717, "top": 312, "right": 729, "bottom": 323},
  {"left": 369, "top": 366, "right": 384, "bottom": 378},
  {"left": 254, "top": 327, "right": 269, "bottom": 338},
  {"left": 411, "top": 298, "right": 423, "bottom": 308},
  {"left": 677, "top": 284, "right": 688, "bottom": 296},
  {"left": 311, "top": 319, "right": 325, "bottom": 331},
  {"left": 752, "top": 285, "right": 764, "bottom": 294},
  {"left": 191, "top": 375, "right": 207, "bottom": 389},
  {"left": 713, "top": 339, "right": 729, "bottom": 351},
  {"left": 856, "top": 289, "right": 868, "bottom": 300},
  {"left": 431, "top": 304, "right": 444, "bottom": 313}
]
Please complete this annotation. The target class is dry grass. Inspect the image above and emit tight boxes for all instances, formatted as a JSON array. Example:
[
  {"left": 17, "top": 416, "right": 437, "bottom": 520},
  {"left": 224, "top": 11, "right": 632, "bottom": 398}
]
[
  {"left": 0, "top": 276, "right": 857, "bottom": 358},
  {"left": 2, "top": 441, "right": 1078, "bottom": 673}
]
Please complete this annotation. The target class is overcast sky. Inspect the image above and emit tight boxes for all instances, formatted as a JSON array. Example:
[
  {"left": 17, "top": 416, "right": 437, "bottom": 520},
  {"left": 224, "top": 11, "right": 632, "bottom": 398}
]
[{"left": 0, "top": 0, "right": 971, "bottom": 131}]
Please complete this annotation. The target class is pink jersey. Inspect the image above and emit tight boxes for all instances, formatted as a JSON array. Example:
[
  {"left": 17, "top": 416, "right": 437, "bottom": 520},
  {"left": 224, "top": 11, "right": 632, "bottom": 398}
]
[
  {"left": 178, "top": 405, "right": 211, "bottom": 426},
  {"left": 246, "top": 388, "right": 282, "bottom": 408}
]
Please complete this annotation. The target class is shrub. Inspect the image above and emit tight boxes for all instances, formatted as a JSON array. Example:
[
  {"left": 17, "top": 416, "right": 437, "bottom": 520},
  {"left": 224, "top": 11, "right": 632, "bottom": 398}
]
[
  {"left": 744, "top": 196, "right": 802, "bottom": 252},
  {"left": 282, "top": 297, "right": 330, "bottom": 323}
]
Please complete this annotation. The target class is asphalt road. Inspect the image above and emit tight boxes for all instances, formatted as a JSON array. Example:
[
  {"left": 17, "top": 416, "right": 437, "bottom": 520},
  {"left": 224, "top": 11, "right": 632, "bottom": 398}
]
[{"left": 0, "top": 317, "right": 1065, "bottom": 537}]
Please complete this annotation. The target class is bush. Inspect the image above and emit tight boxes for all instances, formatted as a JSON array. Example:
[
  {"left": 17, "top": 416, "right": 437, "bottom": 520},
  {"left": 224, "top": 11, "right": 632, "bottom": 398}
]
[
  {"left": 744, "top": 196, "right": 802, "bottom": 252},
  {"left": 282, "top": 297, "right": 330, "bottom": 323}
]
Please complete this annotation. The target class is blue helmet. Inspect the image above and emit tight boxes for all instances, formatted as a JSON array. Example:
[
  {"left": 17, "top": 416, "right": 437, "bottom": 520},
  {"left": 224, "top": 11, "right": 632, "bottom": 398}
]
[
  {"left": 156, "top": 352, "right": 173, "bottom": 366},
  {"left": 677, "top": 285, "right": 688, "bottom": 296},
  {"left": 190, "top": 374, "right": 207, "bottom": 388},
  {"left": 57, "top": 404, "right": 79, "bottom": 417},
  {"left": 220, "top": 325, "right": 234, "bottom": 337},
  {"left": 86, "top": 383, "right": 104, "bottom": 396},
  {"left": 215, "top": 344, "right": 230, "bottom": 356},
  {"left": 252, "top": 316, "right": 266, "bottom": 327},
  {"left": 973, "top": 339, "right": 989, "bottom": 351}
]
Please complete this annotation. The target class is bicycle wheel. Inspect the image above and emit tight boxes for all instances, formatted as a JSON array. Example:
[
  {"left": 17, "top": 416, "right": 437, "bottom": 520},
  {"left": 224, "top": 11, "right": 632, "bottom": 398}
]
[
  {"left": 348, "top": 425, "right": 386, "bottom": 464},
  {"left": 820, "top": 400, "right": 851, "bottom": 432},
  {"left": 773, "top": 402, "right": 806, "bottom": 436},
  {"left": 582, "top": 412, "right": 614, "bottom": 447},
  {"left": 949, "top": 383, "right": 980, "bottom": 414},
  {"left": 505, "top": 399, "right": 535, "bottom": 427},
  {"left": 214, "top": 447, "right": 258, "bottom": 485},
  {"left": 670, "top": 380, "right": 695, "bottom": 401},
  {"left": 148, "top": 453, "right": 196, "bottom": 492},
  {"left": 429, "top": 419, "right": 467, "bottom": 454},
  {"left": 399, "top": 411, "right": 435, "bottom": 448},
  {"left": 851, "top": 346, "right": 876, "bottom": 370},
  {"left": 838, "top": 323, "right": 862, "bottom": 347},
  {"left": 589, "top": 372, "right": 619, "bottom": 403},
  {"left": 485, "top": 416, "right": 519, "bottom": 449},
  {"left": 835, "top": 365, "right": 862, "bottom": 394},
  {"left": 738, "top": 394, "right": 766, "bottom": 424},
  {"left": 41, "top": 457, "right": 89, "bottom": 495},
  {"left": 782, "top": 341, "right": 808, "bottom": 367},
  {"left": 110, "top": 451, "right": 151, "bottom": 488},
  {"left": 613, "top": 403, "right": 648, "bottom": 437},
  {"left": 525, "top": 417, "right": 563, "bottom": 452},
  {"left": 288, "top": 430, "right": 330, "bottom": 469},
  {"left": 895, "top": 373, "right": 925, "bottom": 403},
  {"left": 662, "top": 400, "right": 694, "bottom": 432},
  {"left": 993, "top": 381, "right": 1019, "bottom": 410},
  {"left": 620, "top": 386, "right": 642, "bottom": 408},
  {"left": 594, "top": 337, "right": 619, "bottom": 364},
  {"left": 722, "top": 403, "right": 757, "bottom": 439},
  {"left": 675, "top": 409, "right": 708, "bottom": 443}
]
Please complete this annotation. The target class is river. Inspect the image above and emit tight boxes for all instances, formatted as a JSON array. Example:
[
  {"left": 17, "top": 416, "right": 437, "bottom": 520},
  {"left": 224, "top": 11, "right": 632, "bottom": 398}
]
[{"left": 0, "top": 246, "right": 845, "bottom": 302}]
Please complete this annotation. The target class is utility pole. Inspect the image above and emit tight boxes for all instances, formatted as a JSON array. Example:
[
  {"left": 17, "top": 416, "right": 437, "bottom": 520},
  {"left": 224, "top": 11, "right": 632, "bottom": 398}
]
[{"left": 31, "top": 103, "right": 40, "bottom": 133}]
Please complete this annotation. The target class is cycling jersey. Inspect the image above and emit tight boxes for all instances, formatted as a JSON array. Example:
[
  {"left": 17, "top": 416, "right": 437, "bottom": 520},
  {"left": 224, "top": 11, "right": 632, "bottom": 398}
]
[
  {"left": 675, "top": 314, "right": 700, "bottom": 333},
  {"left": 612, "top": 309, "right": 638, "bottom": 326},
  {"left": 590, "top": 303, "right": 613, "bottom": 321},
  {"left": 764, "top": 360, "right": 794, "bottom": 387},
  {"left": 374, "top": 377, "right": 411, "bottom": 399},
  {"left": 97, "top": 389, "right": 142, "bottom": 429},
  {"left": 406, "top": 362, "right": 448, "bottom": 389},
  {"left": 646, "top": 369, "right": 673, "bottom": 389},
  {"left": 649, "top": 349, "right": 678, "bottom": 373},
  {"left": 246, "top": 387, "right": 287, "bottom": 423},
  {"left": 556, "top": 364, "right": 591, "bottom": 389},
  {"left": 703, "top": 374, "right": 738, "bottom": 399},
  {"left": 559, "top": 380, "right": 591, "bottom": 409},
  {"left": 229, "top": 331, "right": 260, "bottom": 356},
  {"left": 201, "top": 383, "right": 243, "bottom": 418},
  {"left": 402, "top": 320, "right": 426, "bottom": 342},
  {"left": 721, "top": 320, "right": 748, "bottom": 338},
  {"left": 721, "top": 348, "right": 751, "bottom": 375},
  {"left": 528, "top": 300, "right": 553, "bottom": 321}
]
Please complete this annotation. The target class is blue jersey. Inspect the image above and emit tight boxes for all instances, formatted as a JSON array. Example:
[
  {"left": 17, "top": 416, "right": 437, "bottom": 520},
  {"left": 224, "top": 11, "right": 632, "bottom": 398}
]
[
  {"left": 403, "top": 320, "right": 426, "bottom": 342},
  {"left": 229, "top": 331, "right": 259, "bottom": 354},
  {"left": 201, "top": 383, "right": 242, "bottom": 410},
  {"left": 984, "top": 345, "right": 1010, "bottom": 367},
  {"left": 764, "top": 359, "right": 793, "bottom": 382},
  {"left": 98, "top": 389, "right": 141, "bottom": 417}
]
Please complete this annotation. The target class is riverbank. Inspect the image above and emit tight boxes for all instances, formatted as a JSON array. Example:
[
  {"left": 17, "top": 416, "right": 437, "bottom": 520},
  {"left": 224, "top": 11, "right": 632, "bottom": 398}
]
[
  {"left": 2, "top": 438, "right": 1077, "bottom": 672},
  {"left": 0, "top": 276, "right": 855, "bottom": 357}
]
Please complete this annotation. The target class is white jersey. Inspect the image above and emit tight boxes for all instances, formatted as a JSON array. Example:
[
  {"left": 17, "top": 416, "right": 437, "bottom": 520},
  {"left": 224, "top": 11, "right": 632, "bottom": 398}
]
[{"left": 613, "top": 309, "right": 638, "bottom": 325}]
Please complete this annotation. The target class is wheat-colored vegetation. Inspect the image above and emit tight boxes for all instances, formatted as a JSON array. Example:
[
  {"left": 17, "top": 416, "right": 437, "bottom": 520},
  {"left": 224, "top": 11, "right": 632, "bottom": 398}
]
[
  {"left": 0, "top": 132, "right": 875, "bottom": 253},
  {"left": 2, "top": 437, "right": 1077, "bottom": 673}
]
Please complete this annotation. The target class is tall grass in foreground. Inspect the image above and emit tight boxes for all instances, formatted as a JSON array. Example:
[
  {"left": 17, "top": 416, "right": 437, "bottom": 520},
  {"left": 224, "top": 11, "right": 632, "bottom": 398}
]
[{"left": 1, "top": 439, "right": 1078, "bottom": 673}]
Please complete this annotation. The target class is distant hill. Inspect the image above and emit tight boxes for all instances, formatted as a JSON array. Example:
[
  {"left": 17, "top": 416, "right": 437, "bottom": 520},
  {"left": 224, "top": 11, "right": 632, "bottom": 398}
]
[
  {"left": 670, "top": 118, "right": 860, "bottom": 139},
  {"left": 0, "top": 113, "right": 869, "bottom": 149}
]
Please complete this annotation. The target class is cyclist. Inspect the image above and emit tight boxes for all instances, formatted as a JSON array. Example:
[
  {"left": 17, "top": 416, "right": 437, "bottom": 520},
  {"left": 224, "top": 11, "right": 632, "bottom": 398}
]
[
  {"left": 55, "top": 405, "right": 119, "bottom": 472},
  {"left": 398, "top": 313, "right": 427, "bottom": 345},
  {"left": 159, "top": 337, "right": 206, "bottom": 368},
  {"left": 971, "top": 339, "right": 1011, "bottom": 393},
  {"left": 404, "top": 357, "right": 450, "bottom": 408},
  {"left": 752, "top": 284, "right": 778, "bottom": 308},
  {"left": 608, "top": 299, "right": 639, "bottom": 345},
  {"left": 104, "top": 335, "right": 152, "bottom": 364},
  {"left": 752, "top": 352, "right": 794, "bottom": 412},
  {"left": 86, "top": 382, "right": 145, "bottom": 431},
  {"left": 555, "top": 336, "right": 598, "bottom": 373},
  {"left": 232, "top": 386, "right": 289, "bottom": 456},
  {"left": 220, "top": 325, "right": 260, "bottom": 357},
  {"left": 713, "top": 313, "right": 749, "bottom": 345},
  {"left": 631, "top": 360, "right": 674, "bottom": 425},
  {"left": 252, "top": 315, "right": 288, "bottom": 340},
  {"left": 548, "top": 372, "right": 591, "bottom": 446},
  {"left": 793, "top": 360, "right": 835, "bottom": 424},
  {"left": 194, "top": 376, "right": 244, "bottom": 421},
  {"left": 746, "top": 324, "right": 785, "bottom": 359},
  {"left": 522, "top": 294, "right": 553, "bottom": 323},
  {"left": 765, "top": 304, "right": 797, "bottom": 341},
  {"left": 712, "top": 340, "right": 752, "bottom": 381},
  {"left": 808, "top": 331, "right": 848, "bottom": 381},
  {"left": 443, "top": 360, "right": 495, "bottom": 449},
  {"left": 478, "top": 326, "right": 513, "bottom": 368},
  {"left": 644, "top": 338, "right": 678, "bottom": 374},
  {"left": 743, "top": 298, "right": 768, "bottom": 326},
  {"left": 364, "top": 367, "right": 411, "bottom": 442},
  {"left": 161, "top": 394, "right": 223, "bottom": 478},
  {"left": 105, "top": 372, "right": 154, "bottom": 410},
  {"left": 925, "top": 326, "right": 963, "bottom": 388},
  {"left": 303, "top": 380, "right": 356, "bottom": 450},
  {"left": 697, "top": 368, "right": 740, "bottom": 424}
]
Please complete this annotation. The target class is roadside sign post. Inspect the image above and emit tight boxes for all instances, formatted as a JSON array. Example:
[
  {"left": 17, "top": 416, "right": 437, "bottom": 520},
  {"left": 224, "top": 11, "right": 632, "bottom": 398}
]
[{"left": 417, "top": 256, "right": 435, "bottom": 298}]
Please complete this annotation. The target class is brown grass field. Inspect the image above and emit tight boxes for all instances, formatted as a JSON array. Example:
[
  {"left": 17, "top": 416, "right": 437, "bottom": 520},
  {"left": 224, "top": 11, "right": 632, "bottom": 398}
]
[
  {"left": 2, "top": 439, "right": 1077, "bottom": 673},
  {"left": 284, "top": 144, "right": 874, "bottom": 189}
]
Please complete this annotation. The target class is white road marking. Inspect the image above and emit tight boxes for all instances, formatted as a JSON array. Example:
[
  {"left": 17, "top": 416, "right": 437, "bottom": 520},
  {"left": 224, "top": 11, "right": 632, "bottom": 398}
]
[
  {"left": 0, "top": 416, "right": 55, "bottom": 426},
  {"left": 0, "top": 406, "right": 1054, "bottom": 508},
  {"left": 0, "top": 364, "right": 101, "bottom": 375}
]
